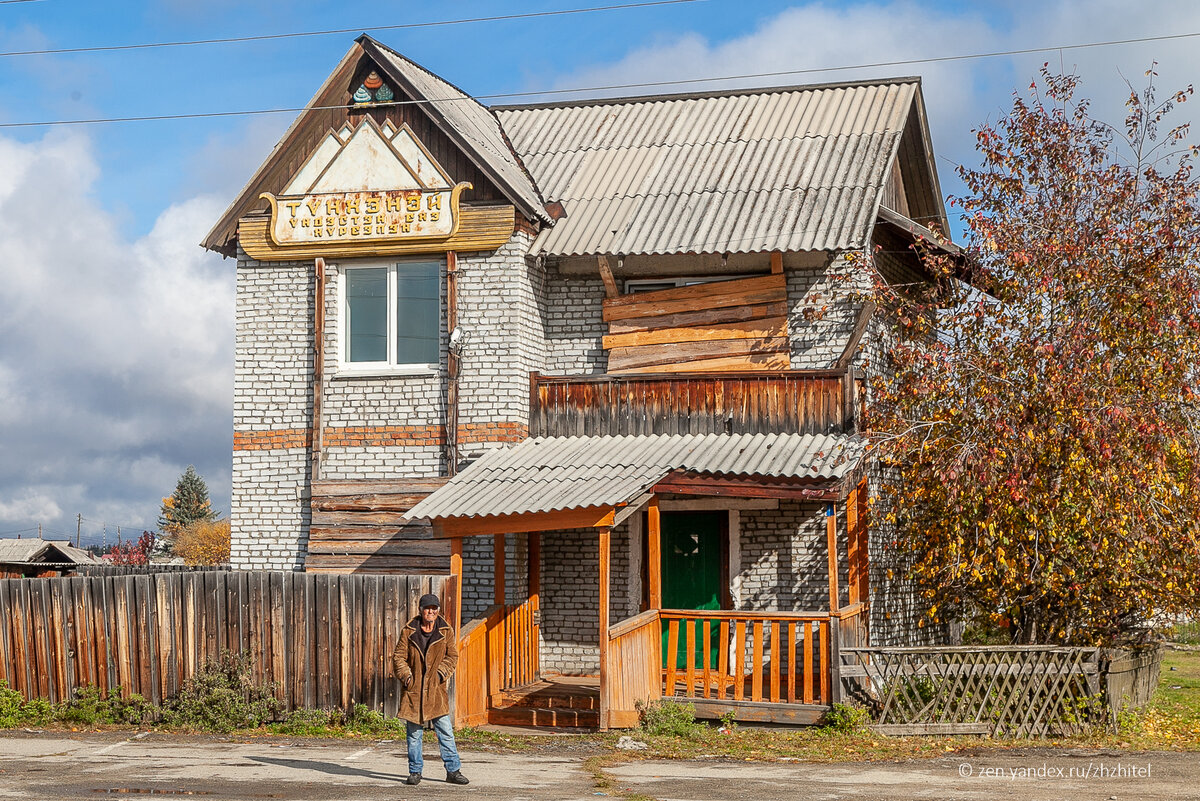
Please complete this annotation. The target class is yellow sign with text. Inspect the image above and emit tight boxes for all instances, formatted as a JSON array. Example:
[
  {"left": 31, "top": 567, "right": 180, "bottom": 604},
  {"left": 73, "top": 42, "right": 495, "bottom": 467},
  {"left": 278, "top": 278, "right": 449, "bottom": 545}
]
[{"left": 260, "top": 183, "right": 470, "bottom": 248}]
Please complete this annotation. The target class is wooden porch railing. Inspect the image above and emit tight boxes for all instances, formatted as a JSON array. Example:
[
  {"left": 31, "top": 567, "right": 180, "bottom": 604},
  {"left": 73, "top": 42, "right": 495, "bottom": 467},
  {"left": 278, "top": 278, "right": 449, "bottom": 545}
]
[
  {"left": 603, "top": 610, "right": 663, "bottom": 728},
  {"left": 530, "top": 369, "right": 863, "bottom": 438},
  {"left": 660, "top": 610, "right": 835, "bottom": 705},
  {"left": 454, "top": 609, "right": 494, "bottom": 728},
  {"left": 485, "top": 596, "right": 539, "bottom": 703}
]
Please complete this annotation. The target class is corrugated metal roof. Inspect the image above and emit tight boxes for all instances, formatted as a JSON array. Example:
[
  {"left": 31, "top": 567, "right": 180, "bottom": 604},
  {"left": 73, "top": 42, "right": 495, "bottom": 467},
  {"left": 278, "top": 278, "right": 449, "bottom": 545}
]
[
  {"left": 366, "top": 39, "right": 551, "bottom": 223},
  {"left": 495, "top": 80, "right": 917, "bottom": 256},
  {"left": 407, "top": 432, "right": 866, "bottom": 522},
  {"left": 0, "top": 539, "right": 98, "bottom": 565}
]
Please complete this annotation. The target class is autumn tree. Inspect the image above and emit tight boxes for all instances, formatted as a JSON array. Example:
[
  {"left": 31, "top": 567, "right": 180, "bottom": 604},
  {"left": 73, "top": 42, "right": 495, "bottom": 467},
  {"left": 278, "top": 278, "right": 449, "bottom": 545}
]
[
  {"left": 863, "top": 67, "right": 1200, "bottom": 645},
  {"left": 108, "top": 531, "right": 156, "bottom": 566},
  {"left": 158, "top": 466, "right": 220, "bottom": 551},
  {"left": 175, "top": 519, "right": 231, "bottom": 566}
]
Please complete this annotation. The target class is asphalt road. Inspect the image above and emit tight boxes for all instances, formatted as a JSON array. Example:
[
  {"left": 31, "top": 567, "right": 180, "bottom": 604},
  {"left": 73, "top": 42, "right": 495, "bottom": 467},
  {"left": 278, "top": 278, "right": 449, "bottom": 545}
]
[{"left": 1, "top": 731, "right": 1198, "bottom": 801}]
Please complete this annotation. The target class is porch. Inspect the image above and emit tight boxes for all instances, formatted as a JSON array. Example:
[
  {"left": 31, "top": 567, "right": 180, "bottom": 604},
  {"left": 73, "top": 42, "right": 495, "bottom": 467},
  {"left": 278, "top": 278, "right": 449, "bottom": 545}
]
[{"left": 404, "top": 429, "right": 870, "bottom": 730}]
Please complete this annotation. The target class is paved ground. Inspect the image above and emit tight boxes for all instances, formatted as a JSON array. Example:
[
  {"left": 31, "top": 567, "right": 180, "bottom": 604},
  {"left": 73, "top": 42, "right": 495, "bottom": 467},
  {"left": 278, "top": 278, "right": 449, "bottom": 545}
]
[{"left": 1, "top": 731, "right": 1199, "bottom": 800}]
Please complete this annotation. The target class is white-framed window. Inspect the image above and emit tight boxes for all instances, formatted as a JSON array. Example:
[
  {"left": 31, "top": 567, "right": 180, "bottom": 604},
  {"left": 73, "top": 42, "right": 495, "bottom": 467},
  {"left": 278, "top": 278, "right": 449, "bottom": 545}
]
[{"left": 338, "top": 260, "right": 441, "bottom": 374}]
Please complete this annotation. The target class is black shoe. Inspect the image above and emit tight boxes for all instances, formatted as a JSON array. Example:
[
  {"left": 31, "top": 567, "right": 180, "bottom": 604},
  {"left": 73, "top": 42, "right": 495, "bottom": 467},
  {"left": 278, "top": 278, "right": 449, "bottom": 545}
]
[
  {"left": 445, "top": 770, "right": 469, "bottom": 785},
  {"left": 405, "top": 773, "right": 422, "bottom": 785}
]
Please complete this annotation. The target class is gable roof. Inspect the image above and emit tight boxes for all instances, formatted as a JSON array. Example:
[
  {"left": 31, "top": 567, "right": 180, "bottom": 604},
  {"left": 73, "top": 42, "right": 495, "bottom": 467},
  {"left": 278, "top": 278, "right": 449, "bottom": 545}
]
[
  {"left": 406, "top": 432, "right": 866, "bottom": 522},
  {"left": 0, "top": 539, "right": 98, "bottom": 565},
  {"left": 497, "top": 78, "right": 944, "bottom": 257},
  {"left": 201, "top": 35, "right": 548, "bottom": 256}
]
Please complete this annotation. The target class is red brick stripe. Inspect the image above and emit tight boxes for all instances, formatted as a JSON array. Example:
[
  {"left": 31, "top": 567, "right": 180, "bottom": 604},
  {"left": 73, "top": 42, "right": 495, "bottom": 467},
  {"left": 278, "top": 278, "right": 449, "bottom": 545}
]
[{"left": 233, "top": 422, "right": 528, "bottom": 451}]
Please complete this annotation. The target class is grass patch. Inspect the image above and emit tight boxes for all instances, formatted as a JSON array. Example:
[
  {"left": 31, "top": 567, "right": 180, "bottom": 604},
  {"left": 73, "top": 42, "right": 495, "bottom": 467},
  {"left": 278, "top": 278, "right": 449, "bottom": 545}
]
[{"left": 1166, "top": 620, "right": 1200, "bottom": 646}]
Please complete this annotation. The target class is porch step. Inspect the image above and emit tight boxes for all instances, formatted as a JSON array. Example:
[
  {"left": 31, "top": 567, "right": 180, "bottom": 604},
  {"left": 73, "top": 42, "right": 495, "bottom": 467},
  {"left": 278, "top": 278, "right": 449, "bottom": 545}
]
[
  {"left": 499, "top": 685, "right": 600, "bottom": 711},
  {"left": 487, "top": 705, "right": 600, "bottom": 729}
]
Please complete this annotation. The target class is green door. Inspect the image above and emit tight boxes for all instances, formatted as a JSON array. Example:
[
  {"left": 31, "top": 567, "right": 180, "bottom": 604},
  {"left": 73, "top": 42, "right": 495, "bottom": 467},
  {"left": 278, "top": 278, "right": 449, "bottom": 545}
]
[{"left": 660, "top": 512, "right": 723, "bottom": 670}]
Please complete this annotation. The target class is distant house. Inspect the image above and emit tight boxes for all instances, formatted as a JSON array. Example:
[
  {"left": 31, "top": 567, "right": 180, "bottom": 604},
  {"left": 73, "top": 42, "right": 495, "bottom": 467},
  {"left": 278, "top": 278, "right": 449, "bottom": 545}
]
[
  {"left": 202, "top": 34, "right": 957, "bottom": 727},
  {"left": 0, "top": 540, "right": 99, "bottom": 579}
]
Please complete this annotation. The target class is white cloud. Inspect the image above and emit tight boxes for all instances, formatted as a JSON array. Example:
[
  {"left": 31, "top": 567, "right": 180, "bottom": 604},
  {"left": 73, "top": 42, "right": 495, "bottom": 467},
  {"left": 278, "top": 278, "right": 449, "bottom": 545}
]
[{"left": 0, "top": 128, "right": 232, "bottom": 540}]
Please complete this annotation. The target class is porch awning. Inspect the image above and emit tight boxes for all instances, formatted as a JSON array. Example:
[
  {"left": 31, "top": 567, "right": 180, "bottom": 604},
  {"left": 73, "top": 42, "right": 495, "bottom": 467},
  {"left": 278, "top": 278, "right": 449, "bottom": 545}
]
[{"left": 406, "top": 432, "right": 866, "bottom": 530}]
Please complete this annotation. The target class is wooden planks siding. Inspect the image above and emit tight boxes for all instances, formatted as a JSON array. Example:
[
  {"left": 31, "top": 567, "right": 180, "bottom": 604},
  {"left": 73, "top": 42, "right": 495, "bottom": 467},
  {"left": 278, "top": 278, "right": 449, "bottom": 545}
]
[
  {"left": 601, "top": 275, "right": 790, "bottom": 373},
  {"left": 0, "top": 571, "right": 453, "bottom": 715},
  {"left": 307, "top": 479, "right": 451, "bottom": 574},
  {"left": 531, "top": 370, "right": 859, "bottom": 437}
]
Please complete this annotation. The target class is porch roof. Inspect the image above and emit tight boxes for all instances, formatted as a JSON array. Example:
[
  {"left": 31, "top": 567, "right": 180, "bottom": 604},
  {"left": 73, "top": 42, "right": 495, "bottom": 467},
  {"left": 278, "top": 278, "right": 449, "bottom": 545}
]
[{"left": 406, "top": 432, "right": 866, "bottom": 523}]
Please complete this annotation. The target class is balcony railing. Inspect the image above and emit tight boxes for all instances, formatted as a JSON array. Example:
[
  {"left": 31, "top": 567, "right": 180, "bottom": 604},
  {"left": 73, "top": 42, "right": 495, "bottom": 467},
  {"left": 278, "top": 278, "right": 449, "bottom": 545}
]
[{"left": 529, "top": 369, "right": 861, "bottom": 438}]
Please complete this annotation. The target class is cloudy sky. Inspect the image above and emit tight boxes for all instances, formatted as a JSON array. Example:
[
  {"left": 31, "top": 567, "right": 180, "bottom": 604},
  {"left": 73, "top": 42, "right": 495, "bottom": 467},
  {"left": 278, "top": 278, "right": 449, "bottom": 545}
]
[{"left": 0, "top": 0, "right": 1197, "bottom": 547}]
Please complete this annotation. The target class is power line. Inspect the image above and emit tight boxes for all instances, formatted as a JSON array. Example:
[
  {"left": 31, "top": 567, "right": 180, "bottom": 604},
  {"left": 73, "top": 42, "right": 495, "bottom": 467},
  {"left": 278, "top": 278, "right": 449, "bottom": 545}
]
[
  {"left": 0, "top": 0, "right": 46, "bottom": 5},
  {"left": 0, "top": 0, "right": 700, "bottom": 58},
  {"left": 1, "top": 27, "right": 1197, "bottom": 130}
]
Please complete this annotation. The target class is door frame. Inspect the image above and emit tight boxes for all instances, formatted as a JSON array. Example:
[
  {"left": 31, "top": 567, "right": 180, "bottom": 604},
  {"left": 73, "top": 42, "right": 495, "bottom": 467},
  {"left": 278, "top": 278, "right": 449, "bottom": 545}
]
[{"left": 638, "top": 509, "right": 731, "bottom": 611}]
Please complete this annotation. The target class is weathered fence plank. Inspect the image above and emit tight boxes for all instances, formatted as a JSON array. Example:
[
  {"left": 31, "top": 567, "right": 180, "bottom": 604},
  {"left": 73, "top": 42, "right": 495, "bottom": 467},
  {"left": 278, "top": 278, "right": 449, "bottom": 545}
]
[{"left": 0, "top": 570, "right": 447, "bottom": 715}]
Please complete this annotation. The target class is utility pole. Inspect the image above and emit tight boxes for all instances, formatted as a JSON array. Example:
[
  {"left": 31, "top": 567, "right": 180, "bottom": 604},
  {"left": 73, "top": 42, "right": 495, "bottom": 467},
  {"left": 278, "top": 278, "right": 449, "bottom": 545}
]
[
  {"left": 76, "top": 514, "right": 82, "bottom": 548},
  {"left": 37, "top": 523, "right": 41, "bottom": 540}
]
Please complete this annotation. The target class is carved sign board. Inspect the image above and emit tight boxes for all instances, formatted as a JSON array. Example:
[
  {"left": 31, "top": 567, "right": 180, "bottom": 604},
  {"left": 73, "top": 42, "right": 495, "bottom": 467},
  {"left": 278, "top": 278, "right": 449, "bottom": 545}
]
[{"left": 260, "top": 184, "right": 469, "bottom": 247}]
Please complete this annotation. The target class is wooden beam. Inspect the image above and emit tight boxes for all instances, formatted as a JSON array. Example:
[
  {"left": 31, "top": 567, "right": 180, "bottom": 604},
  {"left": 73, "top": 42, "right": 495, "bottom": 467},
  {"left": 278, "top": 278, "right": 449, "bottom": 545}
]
[
  {"left": 598, "top": 526, "right": 612, "bottom": 730},
  {"left": 529, "top": 532, "right": 541, "bottom": 678},
  {"left": 615, "top": 352, "right": 791, "bottom": 374},
  {"left": 770, "top": 252, "right": 783, "bottom": 275},
  {"left": 826, "top": 503, "right": 840, "bottom": 612},
  {"left": 647, "top": 496, "right": 662, "bottom": 610},
  {"left": 607, "top": 300, "right": 787, "bottom": 336},
  {"left": 654, "top": 473, "right": 844, "bottom": 501},
  {"left": 310, "top": 257, "right": 326, "bottom": 485},
  {"left": 493, "top": 533, "right": 506, "bottom": 606},
  {"left": 612, "top": 493, "right": 654, "bottom": 528},
  {"left": 835, "top": 301, "right": 876, "bottom": 370},
  {"left": 659, "top": 498, "right": 778, "bottom": 511},
  {"left": 603, "top": 274, "right": 784, "bottom": 319},
  {"left": 846, "top": 483, "right": 859, "bottom": 605},
  {"left": 602, "top": 316, "right": 789, "bottom": 350},
  {"left": 663, "top": 697, "right": 829, "bottom": 725},
  {"left": 446, "top": 251, "right": 460, "bottom": 476},
  {"left": 450, "top": 539, "right": 463, "bottom": 631},
  {"left": 607, "top": 335, "right": 790, "bottom": 372},
  {"left": 432, "top": 507, "right": 616, "bottom": 538},
  {"left": 597, "top": 255, "right": 620, "bottom": 299}
]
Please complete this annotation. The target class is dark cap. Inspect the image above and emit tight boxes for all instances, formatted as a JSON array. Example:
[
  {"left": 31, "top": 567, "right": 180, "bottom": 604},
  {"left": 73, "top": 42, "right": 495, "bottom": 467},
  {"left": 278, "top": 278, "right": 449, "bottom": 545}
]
[{"left": 418, "top": 593, "right": 441, "bottom": 610}]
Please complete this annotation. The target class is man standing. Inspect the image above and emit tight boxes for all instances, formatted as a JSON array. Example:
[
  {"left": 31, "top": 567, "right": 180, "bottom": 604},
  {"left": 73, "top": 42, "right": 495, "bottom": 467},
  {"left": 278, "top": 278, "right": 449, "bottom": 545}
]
[{"left": 392, "top": 593, "right": 469, "bottom": 786}]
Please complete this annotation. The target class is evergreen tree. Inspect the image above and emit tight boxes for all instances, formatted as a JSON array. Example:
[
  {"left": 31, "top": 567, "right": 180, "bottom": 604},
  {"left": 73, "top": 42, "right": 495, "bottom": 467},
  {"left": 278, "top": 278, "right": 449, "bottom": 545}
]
[{"left": 159, "top": 466, "right": 220, "bottom": 546}]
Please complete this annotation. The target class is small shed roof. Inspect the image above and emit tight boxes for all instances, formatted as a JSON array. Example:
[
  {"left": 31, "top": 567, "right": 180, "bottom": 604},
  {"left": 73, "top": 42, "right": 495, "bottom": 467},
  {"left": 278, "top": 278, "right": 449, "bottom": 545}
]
[
  {"left": 496, "top": 78, "right": 936, "bottom": 257},
  {"left": 0, "top": 539, "right": 98, "bottom": 565},
  {"left": 406, "top": 432, "right": 866, "bottom": 523}
]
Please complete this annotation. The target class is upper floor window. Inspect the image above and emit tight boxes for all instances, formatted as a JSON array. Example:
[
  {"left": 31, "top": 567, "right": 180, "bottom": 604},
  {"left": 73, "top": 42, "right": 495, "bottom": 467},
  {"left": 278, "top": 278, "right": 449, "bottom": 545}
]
[{"left": 341, "top": 261, "right": 440, "bottom": 372}]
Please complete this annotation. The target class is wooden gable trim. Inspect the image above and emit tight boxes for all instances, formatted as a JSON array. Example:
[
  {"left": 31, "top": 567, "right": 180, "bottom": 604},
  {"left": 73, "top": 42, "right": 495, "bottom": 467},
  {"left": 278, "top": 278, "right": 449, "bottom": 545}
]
[
  {"left": 893, "top": 88, "right": 949, "bottom": 235},
  {"left": 358, "top": 36, "right": 546, "bottom": 225},
  {"left": 203, "top": 42, "right": 365, "bottom": 256}
]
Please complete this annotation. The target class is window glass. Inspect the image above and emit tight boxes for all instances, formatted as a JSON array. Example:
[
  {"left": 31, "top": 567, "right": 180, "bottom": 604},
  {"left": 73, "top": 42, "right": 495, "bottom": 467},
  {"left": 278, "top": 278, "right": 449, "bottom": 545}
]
[
  {"left": 345, "top": 268, "right": 388, "bottom": 363},
  {"left": 396, "top": 262, "right": 440, "bottom": 364}
]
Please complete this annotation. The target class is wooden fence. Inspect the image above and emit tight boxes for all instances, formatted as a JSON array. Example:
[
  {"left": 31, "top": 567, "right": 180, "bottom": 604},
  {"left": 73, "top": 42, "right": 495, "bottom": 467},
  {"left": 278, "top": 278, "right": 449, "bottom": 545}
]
[
  {"left": 0, "top": 570, "right": 452, "bottom": 715},
  {"left": 840, "top": 646, "right": 1105, "bottom": 737},
  {"left": 78, "top": 565, "right": 231, "bottom": 576}
]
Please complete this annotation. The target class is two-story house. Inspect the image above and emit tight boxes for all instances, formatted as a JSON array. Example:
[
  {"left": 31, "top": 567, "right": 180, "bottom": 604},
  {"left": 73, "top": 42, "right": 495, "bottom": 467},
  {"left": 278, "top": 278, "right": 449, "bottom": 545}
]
[{"left": 202, "top": 35, "right": 955, "bottom": 729}]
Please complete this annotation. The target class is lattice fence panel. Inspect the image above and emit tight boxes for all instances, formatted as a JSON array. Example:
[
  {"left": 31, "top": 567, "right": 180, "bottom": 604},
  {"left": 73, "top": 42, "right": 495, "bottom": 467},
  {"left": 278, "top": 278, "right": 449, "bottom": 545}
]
[{"left": 841, "top": 646, "right": 1104, "bottom": 737}]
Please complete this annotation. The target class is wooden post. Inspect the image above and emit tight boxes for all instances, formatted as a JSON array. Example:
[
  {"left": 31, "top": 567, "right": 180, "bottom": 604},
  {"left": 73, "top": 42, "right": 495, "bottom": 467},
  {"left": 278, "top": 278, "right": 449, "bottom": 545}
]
[
  {"left": 449, "top": 539, "right": 463, "bottom": 631},
  {"left": 597, "top": 255, "right": 619, "bottom": 298},
  {"left": 770, "top": 251, "right": 783, "bottom": 274},
  {"left": 529, "top": 533, "right": 541, "bottom": 679},
  {"left": 310, "top": 257, "right": 326, "bottom": 484},
  {"left": 846, "top": 486, "right": 859, "bottom": 606},
  {"left": 446, "top": 251, "right": 460, "bottom": 476},
  {"left": 829, "top": 616, "right": 843, "bottom": 704},
  {"left": 826, "top": 503, "right": 840, "bottom": 612},
  {"left": 598, "top": 526, "right": 611, "bottom": 730},
  {"left": 647, "top": 496, "right": 662, "bottom": 609},
  {"left": 493, "top": 533, "right": 506, "bottom": 607}
]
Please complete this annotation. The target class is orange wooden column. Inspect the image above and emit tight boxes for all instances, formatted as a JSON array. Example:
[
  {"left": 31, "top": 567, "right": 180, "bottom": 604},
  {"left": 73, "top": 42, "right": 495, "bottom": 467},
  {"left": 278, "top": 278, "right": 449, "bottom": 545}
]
[
  {"left": 494, "top": 533, "right": 506, "bottom": 606},
  {"left": 647, "top": 496, "right": 662, "bottom": 609},
  {"left": 826, "top": 503, "right": 840, "bottom": 612},
  {"left": 846, "top": 486, "right": 859, "bottom": 605},
  {"left": 598, "top": 525, "right": 612, "bottom": 729},
  {"left": 449, "top": 538, "right": 463, "bottom": 631}
]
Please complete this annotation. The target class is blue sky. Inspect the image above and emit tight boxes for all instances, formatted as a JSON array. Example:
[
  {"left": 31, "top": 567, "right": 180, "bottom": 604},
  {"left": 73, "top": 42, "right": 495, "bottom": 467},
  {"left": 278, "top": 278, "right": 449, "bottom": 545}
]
[{"left": 1, "top": 0, "right": 1199, "bottom": 546}]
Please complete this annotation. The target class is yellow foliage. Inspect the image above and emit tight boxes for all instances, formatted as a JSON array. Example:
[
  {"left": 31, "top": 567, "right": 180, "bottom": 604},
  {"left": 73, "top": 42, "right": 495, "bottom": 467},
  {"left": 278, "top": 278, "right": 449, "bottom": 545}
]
[{"left": 175, "top": 520, "right": 231, "bottom": 566}]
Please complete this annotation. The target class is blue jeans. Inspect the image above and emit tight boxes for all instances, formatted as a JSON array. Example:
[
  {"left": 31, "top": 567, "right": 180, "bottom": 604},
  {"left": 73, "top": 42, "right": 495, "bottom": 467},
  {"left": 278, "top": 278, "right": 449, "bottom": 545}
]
[{"left": 406, "top": 715, "right": 461, "bottom": 775}]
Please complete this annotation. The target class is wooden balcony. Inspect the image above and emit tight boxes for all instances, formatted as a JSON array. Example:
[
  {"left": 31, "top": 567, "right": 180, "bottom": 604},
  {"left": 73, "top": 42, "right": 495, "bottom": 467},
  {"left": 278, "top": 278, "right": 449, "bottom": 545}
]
[{"left": 530, "top": 369, "right": 862, "bottom": 438}]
